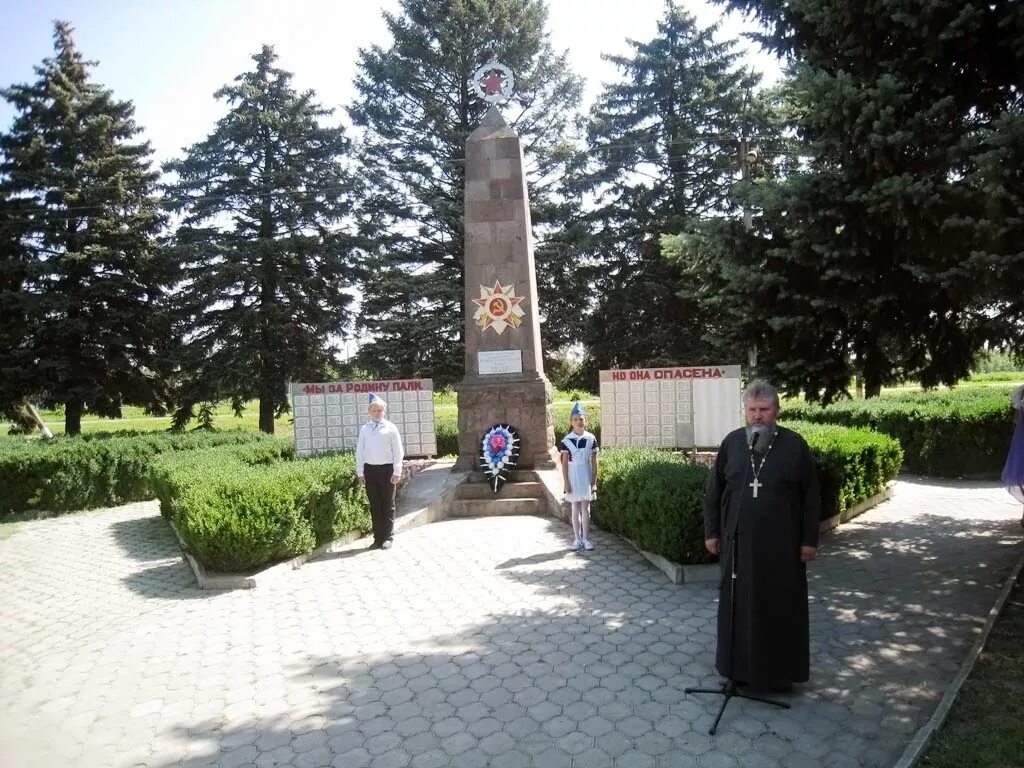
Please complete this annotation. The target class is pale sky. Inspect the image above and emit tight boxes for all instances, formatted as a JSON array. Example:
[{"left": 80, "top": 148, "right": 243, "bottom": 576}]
[{"left": 0, "top": 0, "right": 780, "bottom": 163}]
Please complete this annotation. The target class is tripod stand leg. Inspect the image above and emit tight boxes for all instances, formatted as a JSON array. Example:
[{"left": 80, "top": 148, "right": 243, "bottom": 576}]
[
  {"left": 685, "top": 681, "right": 735, "bottom": 735},
  {"left": 708, "top": 688, "right": 732, "bottom": 735},
  {"left": 685, "top": 680, "right": 789, "bottom": 735},
  {"left": 734, "top": 690, "right": 791, "bottom": 709}
]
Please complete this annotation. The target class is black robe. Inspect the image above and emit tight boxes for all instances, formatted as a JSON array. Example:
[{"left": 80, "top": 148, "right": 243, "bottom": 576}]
[{"left": 702, "top": 425, "right": 820, "bottom": 688}]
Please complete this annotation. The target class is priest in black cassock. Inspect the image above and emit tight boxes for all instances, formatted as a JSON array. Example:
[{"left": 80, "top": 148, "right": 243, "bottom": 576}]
[{"left": 702, "top": 379, "right": 820, "bottom": 692}]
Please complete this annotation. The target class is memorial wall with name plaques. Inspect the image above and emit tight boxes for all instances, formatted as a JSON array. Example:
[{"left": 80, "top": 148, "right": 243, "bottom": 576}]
[
  {"left": 599, "top": 365, "right": 742, "bottom": 449},
  {"left": 290, "top": 379, "right": 436, "bottom": 458}
]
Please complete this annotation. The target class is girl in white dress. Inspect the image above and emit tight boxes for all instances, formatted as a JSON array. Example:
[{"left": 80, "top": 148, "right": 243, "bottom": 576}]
[{"left": 560, "top": 402, "right": 600, "bottom": 551}]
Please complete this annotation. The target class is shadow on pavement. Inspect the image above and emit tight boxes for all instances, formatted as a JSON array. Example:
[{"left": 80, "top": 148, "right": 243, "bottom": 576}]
[
  {"left": 121, "top": 561, "right": 209, "bottom": 600},
  {"left": 110, "top": 514, "right": 181, "bottom": 563},
  {"left": 158, "top": 607, "right": 726, "bottom": 768}
]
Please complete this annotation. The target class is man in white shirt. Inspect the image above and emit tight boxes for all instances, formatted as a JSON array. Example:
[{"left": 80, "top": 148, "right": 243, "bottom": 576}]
[{"left": 355, "top": 393, "right": 405, "bottom": 550}]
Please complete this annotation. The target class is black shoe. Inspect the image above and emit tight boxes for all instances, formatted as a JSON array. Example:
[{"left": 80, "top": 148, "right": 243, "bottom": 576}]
[{"left": 381, "top": 540, "right": 393, "bottom": 550}]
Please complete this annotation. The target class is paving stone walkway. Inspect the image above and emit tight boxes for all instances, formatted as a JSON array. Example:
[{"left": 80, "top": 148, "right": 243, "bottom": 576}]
[{"left": 1, "top": 476, "right": 1021, "bottom": 768}]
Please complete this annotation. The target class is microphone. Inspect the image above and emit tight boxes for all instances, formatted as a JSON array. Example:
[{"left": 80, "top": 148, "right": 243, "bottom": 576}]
[{"left": 748, "top": 425, "right": 766, "bottom": 451}]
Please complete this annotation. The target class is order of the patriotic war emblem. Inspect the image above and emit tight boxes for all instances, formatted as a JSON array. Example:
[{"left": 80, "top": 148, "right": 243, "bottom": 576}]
[{"left": 473, "top": 281, "right": 525, "bottom": 334}]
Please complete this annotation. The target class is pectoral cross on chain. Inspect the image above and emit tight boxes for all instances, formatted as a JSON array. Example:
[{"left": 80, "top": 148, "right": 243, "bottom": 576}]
[{"left": 748, "top": 436, "right": 775, "bottom": 500}]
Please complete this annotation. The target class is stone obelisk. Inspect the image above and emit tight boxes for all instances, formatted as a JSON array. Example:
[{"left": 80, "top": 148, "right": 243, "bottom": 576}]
[{"left": 456, "top": 104, "right": 555, "bottom": 470}]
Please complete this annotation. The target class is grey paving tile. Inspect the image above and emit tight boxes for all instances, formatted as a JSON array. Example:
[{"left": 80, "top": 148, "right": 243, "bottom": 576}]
[
  {"left": 532, "top": 746, "right": 573, "bottom": 768},
  {"left": 699, "top": 753, "right": 741, "bottom": 768},
  {"left": 442, "top": 730, "right": 477, "bottom": 756},
  {"left": 596, "top": 730, "right": 633, "bottom": 757},
  {"left": 613, "top": 750, "right": 655, "bottom": 768},
  {"left": 294, "top": 746, "right": 333, "bottom": 768},
  {"left": 408, "top": 748, "right": 447, "bottom": 768},
  {"left": 0, "top": 480, "right": 1018, "bottom": 768}
]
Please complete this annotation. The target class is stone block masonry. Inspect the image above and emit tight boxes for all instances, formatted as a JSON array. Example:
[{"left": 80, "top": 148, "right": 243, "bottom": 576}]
[{"left": 458, "top": 105, "right": 555, "bottom": 468}]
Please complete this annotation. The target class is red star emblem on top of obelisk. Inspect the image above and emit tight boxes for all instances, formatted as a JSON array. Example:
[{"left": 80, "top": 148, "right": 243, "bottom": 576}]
[
  {"left": 470, "top": 61, "right": 515, "bottom": 105},
  {"left": 481, "top": 70, "right": 504, "bottom": 96}
]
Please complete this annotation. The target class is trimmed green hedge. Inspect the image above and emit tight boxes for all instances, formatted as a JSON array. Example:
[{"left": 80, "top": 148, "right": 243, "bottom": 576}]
[
  {"left": 0, "top": 431, "right": 275, "bottom": 517},
  {"left": 151, "top": 444, "right": 367, "bottom": 572},
  {"left": 782, "top": 387, "right": 1014, "bottom": 477},
  {"left": 596, "top": 421, "right": 902, "bottom": 565},
  {"left": 597, "top": 447, "right": 712, "bottom": 564},
  {"left": 788, "top": 420, "right": 903, "bottom": 521}
]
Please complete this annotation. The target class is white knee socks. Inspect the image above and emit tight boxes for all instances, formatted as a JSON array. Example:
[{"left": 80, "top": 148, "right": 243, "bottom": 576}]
[{"left": 571, "top": 500, "right": 591, "bottom": 542}]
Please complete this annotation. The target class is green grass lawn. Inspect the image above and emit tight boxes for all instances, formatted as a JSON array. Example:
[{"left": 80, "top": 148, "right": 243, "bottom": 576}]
[
  {"left": 919, "top": 570, "right": 1024, "bottom": 768},
  {"left": 15, "top": 408, "right": 293, "bottom": 437},
  {"left": 968, "top": 371, "right": 1024, "bottom": 384},
  {"left": 8, "top": 376, "right": 1021, "bottom": 438},
  {"left": 3, "top": 388, "right": 601, "bottom": 437}
]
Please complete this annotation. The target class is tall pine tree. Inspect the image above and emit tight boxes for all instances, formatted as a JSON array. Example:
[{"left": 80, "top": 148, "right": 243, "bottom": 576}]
[
  {"left": 0, "top": 21, "right": 169, "bottom": 434},
  {"left": 0, "top": 190, "right": 32, "bottom": 418},
  {"left": 966, "top": 101, "right": 1024, "bottom": 358},
  {"left": 165, "top": 47, "right": 360, "bottom": 433},
  {"left": 695, "top": 0, "right": 1024, "bottom": 399},
  {"left": 578, "top": 3, "right": 772, "bottom": 372},
  {"left": 348, "top": 0, "right": 583, "bottom": 385}
]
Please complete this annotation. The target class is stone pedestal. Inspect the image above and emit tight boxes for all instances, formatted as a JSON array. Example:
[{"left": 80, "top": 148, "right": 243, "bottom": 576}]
[
  {"left": 456, "top": 106, "right": 555, "bottom": 470},
  {"left": 457, "top": 374, "right": 557, "bottom": 470}
]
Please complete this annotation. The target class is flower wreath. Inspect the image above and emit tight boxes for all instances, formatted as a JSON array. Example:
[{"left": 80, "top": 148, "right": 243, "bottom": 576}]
[{"left": 479, "top": 423, "right": 521, "bottom": 492}]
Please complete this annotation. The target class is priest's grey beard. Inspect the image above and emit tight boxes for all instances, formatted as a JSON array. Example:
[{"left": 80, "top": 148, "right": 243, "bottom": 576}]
[{"left": 747, "top": 424, "right": 771, "bottom": 453}]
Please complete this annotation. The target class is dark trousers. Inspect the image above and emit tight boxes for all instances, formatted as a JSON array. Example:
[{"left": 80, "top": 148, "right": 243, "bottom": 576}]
[{"left": 364, "top": 463, "right": 396, "bottom": 544}]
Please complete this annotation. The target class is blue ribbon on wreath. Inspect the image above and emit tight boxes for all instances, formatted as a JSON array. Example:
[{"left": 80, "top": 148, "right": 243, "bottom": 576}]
[{"left": 479, "top": 423, "right": 521, "bottom": 492}]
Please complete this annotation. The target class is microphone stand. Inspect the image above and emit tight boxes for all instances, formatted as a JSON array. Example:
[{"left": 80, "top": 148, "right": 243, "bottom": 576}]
[{"left": 685, "top": 432, "right": 790, "bottom": 735}]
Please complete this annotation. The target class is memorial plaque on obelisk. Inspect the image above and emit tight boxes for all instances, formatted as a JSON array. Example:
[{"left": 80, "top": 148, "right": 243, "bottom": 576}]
[{"left": 456, "top": 62, "right": 555, "bottom": 470}]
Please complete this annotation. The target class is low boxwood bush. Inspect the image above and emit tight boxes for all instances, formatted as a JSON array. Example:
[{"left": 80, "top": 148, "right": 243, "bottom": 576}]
[
  {"left": 596, "top": 421, "right": 902, "bottom": 565},
  {"left": 789, "top": 420, "right": 903, "bottom": 522},
  {"left": 597, "top": 447, "right": 712, "bottom": 565},
  {"left": 783, "top": 387, "right": 1014, "bottom": 477},
  {"left": 151, "top": 445, "right": 367, "bottom": 572},
  {"left": 0, "top": 431, "right": 275, "bottom": 517}
]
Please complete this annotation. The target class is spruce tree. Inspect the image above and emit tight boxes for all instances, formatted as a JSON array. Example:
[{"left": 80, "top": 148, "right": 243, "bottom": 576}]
[
  {"left": 694, "top": 0, "right": 1024, "bottom": 399},
  {"left": 0, "top": 21, "right": 169, "bottom": 434},
  {"left": 348, "top": 0, "right": 583, "bottom": 385},
  {"left": 165, "top": 46, "right": 359, "bottom": 433},
  {"left": 967, "top": 108, "right": 1024, "bottom": 358},
  {"left": 578, "top": 3, "right": 772, "bottom": 371},
  {"left": 0, "top": 191, "right": 36, "bottom": 425}
]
